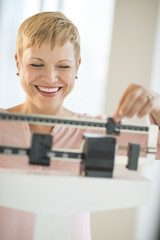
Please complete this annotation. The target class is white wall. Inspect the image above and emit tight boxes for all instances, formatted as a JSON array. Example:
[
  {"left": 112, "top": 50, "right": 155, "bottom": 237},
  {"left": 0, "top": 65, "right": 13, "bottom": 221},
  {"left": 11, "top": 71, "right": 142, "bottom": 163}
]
[
  {"left": 134, "top": 1, "right": 160, "bottom": 240},
  {"left": 105, "top": 0, "right": 160, "bottom": 117},
  {"left": 0, "top": 0, "right": 42, "bottom": 108}
]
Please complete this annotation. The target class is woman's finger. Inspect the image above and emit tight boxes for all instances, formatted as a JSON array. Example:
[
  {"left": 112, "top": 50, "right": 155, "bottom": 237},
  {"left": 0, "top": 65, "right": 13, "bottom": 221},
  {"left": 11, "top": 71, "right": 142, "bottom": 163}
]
[{"left": 113, "top": 84, "right": 143, "bottom": 121}]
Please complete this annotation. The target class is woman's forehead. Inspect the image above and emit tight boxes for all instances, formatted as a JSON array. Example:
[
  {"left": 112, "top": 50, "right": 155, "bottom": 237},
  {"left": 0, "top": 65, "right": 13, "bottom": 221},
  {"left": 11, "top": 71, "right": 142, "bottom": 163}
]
[{"left": 22, "top": 41, "right": 76, "bottom": 61}]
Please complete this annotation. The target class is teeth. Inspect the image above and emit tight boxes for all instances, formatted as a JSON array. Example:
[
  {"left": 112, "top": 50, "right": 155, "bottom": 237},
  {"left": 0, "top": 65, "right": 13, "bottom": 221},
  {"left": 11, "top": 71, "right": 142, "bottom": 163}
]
[{"left": 37, "top": 86, "right": 59, "bottom": 93}]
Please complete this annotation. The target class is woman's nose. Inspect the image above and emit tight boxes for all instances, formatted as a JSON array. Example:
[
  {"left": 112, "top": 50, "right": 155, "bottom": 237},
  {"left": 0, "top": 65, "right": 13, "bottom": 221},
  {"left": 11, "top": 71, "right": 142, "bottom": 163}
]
[{"left": 42, "top": 66, "right": 58, "bottom": 83}]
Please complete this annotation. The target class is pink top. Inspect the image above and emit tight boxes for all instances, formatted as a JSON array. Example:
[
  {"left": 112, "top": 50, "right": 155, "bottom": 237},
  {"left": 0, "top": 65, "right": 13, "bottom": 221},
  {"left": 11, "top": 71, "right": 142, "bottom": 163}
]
[{"left": 0, "top": 108, "right": 159, "bottom": 240}]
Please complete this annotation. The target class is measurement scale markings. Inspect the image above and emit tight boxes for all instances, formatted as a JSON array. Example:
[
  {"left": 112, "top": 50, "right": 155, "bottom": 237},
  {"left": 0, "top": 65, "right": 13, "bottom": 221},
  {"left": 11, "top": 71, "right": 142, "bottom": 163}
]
[
  {"left": 0, "top": 146, "right": 29, "bottom": 155},
  {"left": 0, "top": 112, "right": 149, "bottom": 133},
  {"left": 115, "top": 124, "right": 148, "bottom": 132},
  {"left": 0, "top": 112, "right": 106, "bottom": 129},
  {"left": 48, "top": 150, "right": 84, "bottom": 160},
  {"left": 0, "top": 145, "right": 84, "bottom": 162}
]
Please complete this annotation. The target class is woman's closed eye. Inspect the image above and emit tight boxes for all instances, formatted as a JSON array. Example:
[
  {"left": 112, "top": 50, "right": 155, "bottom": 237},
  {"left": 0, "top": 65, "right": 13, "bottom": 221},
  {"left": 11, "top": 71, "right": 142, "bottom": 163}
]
[
  {"left": 58, "top": 65, "right": 70, "bottom": 69},
  {"left": 31, "top": 64, "right": 44, "bottom": 67}
]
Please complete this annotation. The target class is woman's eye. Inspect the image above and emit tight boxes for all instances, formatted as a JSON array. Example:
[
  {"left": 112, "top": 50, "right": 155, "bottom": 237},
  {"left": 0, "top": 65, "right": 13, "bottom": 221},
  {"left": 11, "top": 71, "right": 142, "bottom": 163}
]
[
  {"left": 58, "top": 65, "right": 70, "bottom": 69},
  {"left": 31, "top": 64, "right": 44, "bottom": 67}
]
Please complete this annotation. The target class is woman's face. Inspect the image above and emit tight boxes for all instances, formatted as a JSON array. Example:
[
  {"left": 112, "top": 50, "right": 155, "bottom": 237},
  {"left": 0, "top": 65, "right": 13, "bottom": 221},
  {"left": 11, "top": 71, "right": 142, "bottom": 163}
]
[{"left": 16, "top": 41, "right": 80, "bottom": 114}]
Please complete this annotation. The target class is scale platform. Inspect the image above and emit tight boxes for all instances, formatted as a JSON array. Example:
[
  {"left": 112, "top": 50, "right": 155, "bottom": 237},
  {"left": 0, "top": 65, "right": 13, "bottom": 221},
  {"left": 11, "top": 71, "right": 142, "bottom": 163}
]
[
  {"left": 0, "top": 168, "right": 151, "bottom": 215},
  {"left": 0, "top": 166, "right": 152, "bottom": 240}
]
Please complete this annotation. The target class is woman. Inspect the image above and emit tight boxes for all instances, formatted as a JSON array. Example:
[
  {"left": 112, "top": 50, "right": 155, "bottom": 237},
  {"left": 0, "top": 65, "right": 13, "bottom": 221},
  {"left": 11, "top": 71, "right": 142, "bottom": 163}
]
[{"left": 0, "top": 11, "right": 159, "bottom": 240}]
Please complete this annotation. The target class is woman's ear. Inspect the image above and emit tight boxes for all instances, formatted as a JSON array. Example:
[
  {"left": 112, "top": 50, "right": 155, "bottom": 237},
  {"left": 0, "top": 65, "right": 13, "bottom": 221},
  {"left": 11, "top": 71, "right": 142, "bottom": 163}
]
[
  {"left": 15, "top": 54, "right": 20, "bottom": 74},
  {"left": 77, "top": 57, "right": 81, "bottom": 68},
  {"left": 75, "top": 57, "right": 81, "bottom": 78}
]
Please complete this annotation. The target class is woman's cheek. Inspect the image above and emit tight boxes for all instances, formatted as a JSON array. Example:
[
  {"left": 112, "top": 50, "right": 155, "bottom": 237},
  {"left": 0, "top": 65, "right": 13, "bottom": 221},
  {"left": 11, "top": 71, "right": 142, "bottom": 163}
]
[
  {"left": 25, "top": 70, "right": 40, "bottom": 85},
  {"left": 63, "top": 72, "right": 75, "bottom": 85}
]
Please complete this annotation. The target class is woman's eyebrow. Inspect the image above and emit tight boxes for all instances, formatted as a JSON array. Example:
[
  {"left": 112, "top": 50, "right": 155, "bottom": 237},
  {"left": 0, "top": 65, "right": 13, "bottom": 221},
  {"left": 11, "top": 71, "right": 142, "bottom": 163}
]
[
  {"left": 58, "top": 59, "right": 73, "bottom": 62},
  {"left": 29, "top": 57, "right": 44, "bottom": 62},
  {"left": 29, "top": 58, "right": 72, "bottom": 62}
]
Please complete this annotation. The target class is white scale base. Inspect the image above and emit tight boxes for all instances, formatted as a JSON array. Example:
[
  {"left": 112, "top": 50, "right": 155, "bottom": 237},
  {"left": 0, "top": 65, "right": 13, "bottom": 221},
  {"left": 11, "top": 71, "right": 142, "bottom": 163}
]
[{"left": 0, "top": 168, "right": 152, "bottom": 240}]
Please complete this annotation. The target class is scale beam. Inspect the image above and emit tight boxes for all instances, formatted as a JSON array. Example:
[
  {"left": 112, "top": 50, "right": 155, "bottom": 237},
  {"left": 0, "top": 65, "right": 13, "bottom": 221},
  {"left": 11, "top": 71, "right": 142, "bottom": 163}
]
[{"left": 0, "top": 111, "right": 150, "bottom": 135}]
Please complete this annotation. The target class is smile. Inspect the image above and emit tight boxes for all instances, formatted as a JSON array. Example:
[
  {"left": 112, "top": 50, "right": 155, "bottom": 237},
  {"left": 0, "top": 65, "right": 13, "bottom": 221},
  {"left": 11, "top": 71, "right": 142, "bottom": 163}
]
[
  {"left": 35, "top": 85, "right": 62, "bottom": 97},
  {"left": 36, "top": 86, "right": 61, "bottom": 93}
]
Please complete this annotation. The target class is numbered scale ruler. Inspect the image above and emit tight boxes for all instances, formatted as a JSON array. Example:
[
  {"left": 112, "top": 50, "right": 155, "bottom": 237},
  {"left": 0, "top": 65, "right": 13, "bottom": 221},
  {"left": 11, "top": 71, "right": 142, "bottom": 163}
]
[{"left": 0, "top": 111, "right": 151, "bottom": 134}]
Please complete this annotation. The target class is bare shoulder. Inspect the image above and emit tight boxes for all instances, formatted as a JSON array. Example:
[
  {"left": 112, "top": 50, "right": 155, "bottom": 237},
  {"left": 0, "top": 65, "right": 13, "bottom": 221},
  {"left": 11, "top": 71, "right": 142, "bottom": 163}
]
[{"left": 7, "top": 104, "right": 24, "bottom": 113}]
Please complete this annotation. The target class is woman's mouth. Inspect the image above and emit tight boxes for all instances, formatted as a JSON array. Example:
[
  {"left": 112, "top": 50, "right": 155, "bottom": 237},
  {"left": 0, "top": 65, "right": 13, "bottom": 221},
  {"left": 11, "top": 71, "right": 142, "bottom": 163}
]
[{"left": 35, "top": 85, "right": 62, "bottom": 97}]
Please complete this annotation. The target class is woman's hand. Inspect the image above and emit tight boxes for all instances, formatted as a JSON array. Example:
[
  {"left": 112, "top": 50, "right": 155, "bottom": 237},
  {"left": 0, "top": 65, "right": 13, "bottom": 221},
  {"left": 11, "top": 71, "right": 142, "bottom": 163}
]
[{"left": 113, "top": 84, "right": 160, "bottom": 126}]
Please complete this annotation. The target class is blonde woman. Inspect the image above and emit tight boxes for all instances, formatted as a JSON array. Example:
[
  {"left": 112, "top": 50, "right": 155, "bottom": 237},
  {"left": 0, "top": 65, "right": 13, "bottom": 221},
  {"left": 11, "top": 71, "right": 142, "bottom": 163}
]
[{"left": 0, "top": 12, "right": 159, "bottom": 240}]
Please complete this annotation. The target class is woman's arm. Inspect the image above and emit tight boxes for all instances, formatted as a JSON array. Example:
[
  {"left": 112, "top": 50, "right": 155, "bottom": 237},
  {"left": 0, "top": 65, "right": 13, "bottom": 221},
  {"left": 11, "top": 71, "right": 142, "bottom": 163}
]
[{"left": 151, "top": 110, "right": 160, "bottom": 128}]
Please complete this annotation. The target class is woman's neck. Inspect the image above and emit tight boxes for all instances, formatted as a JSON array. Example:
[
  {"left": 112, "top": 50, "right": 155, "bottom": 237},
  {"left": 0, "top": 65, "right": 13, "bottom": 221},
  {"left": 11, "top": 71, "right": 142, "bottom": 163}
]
[
  {"left": 29, "top": 124, "right": 53, "bottom": 134},
  {"left": 7, "top": 102, "right": 73, "bottom": 116}
]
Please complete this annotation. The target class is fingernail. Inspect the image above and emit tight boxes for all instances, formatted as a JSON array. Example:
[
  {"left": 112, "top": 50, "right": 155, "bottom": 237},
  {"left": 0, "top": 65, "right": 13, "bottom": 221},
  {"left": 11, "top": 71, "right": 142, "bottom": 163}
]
[{"left": 118, "top": 110, "right": 123, "bottom": 116}]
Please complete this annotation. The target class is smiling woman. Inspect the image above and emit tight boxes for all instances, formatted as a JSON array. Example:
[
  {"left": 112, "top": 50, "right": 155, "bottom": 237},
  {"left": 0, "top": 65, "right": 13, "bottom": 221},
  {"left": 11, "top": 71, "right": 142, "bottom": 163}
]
[
  {"left": 13, "top": 41, "right": 80, "bottom": 117},
  {"left": 0, "top": 0, "right": 116, "bottom": 115},
  {"left": 11, "top": 11, "right": 80, "bottom": 119},
  {"left": 0, "top": 7, "right": 160, "bottom": 240},
  {"left": 4, "top": 12, "right": 82, "bottom": 135}
]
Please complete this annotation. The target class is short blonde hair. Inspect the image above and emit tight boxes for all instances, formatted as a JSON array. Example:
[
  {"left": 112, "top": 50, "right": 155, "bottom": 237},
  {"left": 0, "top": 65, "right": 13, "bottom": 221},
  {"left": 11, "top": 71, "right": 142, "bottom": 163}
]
[{"left": 16, "top": 12, "right": 80, "bottom": 65}]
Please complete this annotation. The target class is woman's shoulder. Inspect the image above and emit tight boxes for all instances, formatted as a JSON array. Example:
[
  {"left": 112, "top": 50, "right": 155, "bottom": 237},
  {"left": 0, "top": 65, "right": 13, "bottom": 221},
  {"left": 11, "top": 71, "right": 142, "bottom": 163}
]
[
  {"left": 0, "top": 108, "right": 8, "bottom": 112},
  {"left": 0, "top": 104, "right": 23, "bottom": 113}
]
